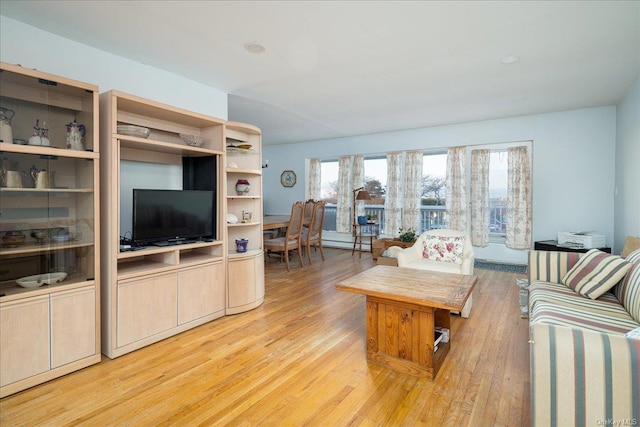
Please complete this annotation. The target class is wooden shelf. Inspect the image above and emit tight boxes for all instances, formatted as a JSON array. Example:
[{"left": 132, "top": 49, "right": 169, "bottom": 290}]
[
  {"left": 227, "top": 196, "right": 261, "bottom": 200},
  {"left": 180, "top": 252, "right": 223, "bottom": 266},
  {"left": 0, "top": 277, "right": 96, "bottom": 302},
  {"left": 0, "top": 187, "right": 94, "bottom": 194},
  {"left": 227, "top": 222, "right": 262, "bottom": 227},
  {"left": 116, "top": 240, "right": 222, "bottom": 260},
  {"left": 116, "top": 259, "right": 174, "bottom": 280},
  {"left": 227, "top": 249, "right": 262, "bottom": 258},
  {"left": 117, "top": 135, "right": 223, "bottom": 157},
  {"left": 0, "top": 142, "right": 99, "bottom": 159},
  {"left": 0, "top": 239, "right": 94, "bottom": 257},
  {"left": 226, "top": 147, "right": 258, "bottom": 155},
  {"left": 225, "top": 167, "right": 262, "bottom": 175}
]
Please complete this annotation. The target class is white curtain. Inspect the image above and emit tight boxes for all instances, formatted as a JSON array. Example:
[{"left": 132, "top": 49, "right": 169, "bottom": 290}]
[
  {"left": 445, "top": 146, "right": 467, "bottom": 232},
  {"left": 306, "top": 158, "right": 321, "bottom": 201},
  {"left": 470, "top": 149, "right": 490, "bottom": 246},
  {"left": 506, "top": 146, "right": 532, "bottom": 249},
  {"left": 384, "top": 152, "right": 403, "bottom": 236},
  {"left": 352, "top": 155, "right": 365, "bottom": 226},
  {"left": 336, "top": 156, "right": 352, "bottom": 233},
  {"left": 403, "top": 150, "right": 423, "bottom": 232}
]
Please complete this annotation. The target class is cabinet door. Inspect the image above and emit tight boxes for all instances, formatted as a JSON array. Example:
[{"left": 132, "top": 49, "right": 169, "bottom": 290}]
[
  {"left": 227, "top": 254, "right": 265, "bottom": 308},
  {"left": 117, "top": 273, "right": 177, "bottom": 348},
  {"left": 51, "top": 287, "right": 96, "bottom": 368},
  {"left": 178, "top": 262, "right": 225, "bottom": 325},
  {"left": 255, "top": 252, "right": 265, "bottom": 301},
  {"left": 0, "top": 295, "right": 50, "bottom": 386}
]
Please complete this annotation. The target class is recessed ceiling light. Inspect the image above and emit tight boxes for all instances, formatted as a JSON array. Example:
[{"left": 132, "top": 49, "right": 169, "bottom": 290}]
[
  {"left": 501, "top": 55, "right": 521, "bottom": 64},
  {"left": 244, "top": 42, "right": 265, "bottom": 54}
]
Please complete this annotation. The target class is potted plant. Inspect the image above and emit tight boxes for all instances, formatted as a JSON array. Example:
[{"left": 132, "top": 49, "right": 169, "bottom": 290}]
[{"left": 398, "top": 228, "right": 417, "bottom": 243}]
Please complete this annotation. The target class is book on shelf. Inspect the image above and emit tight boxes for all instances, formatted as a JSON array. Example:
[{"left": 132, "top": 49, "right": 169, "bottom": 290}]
[{"left": 435, "top": 326, "right": 450, "bottom": 343}]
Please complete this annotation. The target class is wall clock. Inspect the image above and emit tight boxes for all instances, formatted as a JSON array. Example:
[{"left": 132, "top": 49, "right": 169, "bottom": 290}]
[{"left": 280, "top": 170, "right": 297, "bottom": 187}]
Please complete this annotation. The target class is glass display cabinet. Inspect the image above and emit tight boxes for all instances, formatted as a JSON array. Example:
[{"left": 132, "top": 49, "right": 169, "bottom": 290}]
[{"left": 0, "top": 62, "right": 101, "bottom": 397}]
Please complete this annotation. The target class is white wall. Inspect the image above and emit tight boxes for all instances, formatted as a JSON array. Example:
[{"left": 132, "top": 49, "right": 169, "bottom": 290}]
[
  {"left": 614, "top": 77, "right": 640, "bottom": 253},
  {"left": 0, "top": 16, "right": 227, "bottom": 119},
  {"left": 1, "top": 16, "right": 229, "bottom": 240},
  {"left": 264, "top": 106, "right": 617, "bottom": 264}
]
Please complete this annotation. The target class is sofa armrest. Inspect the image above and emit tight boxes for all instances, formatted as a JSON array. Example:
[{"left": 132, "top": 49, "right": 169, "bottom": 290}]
[
  {"left": 528, "top": 250, "right": 582, "bottom": 283},
  {"left": 529, "top": 322, "right": 639, "bottom": 426},
  {"left": 461, "top": 254, "right": 475, "bottom": 275},
  {"left": 396, "top": 245, "right": 421, "bottom": 267}
]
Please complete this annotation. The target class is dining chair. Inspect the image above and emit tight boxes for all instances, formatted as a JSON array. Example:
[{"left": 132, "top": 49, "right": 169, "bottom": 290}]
[
  {"left": 303, "top": 199, "right": 316, "bottom": 228},
  {"left": 302, "top": 200, "right": 325, "bottom": 264},
  {"left": 264, "top": 201, "right": 305, "bottom": 271}
]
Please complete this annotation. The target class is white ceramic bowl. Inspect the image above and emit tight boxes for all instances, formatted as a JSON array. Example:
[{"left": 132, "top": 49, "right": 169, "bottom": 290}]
[{"left": 16, "top": 272, "right": 67, "bottom": 288}]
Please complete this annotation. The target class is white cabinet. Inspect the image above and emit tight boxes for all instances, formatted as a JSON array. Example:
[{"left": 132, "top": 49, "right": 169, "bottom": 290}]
[
  {"left": 117, "top": 273, "right": 177, "bottom": 348},
  {"left": 51, "top": 287, "right": 96, "bottom": 368},
  {"left": 0, "top": 295, "right": 50, "bottom": 388},
  {"left": 178, "top": 262, "right": 225, "bottom": 325},
  {"left": 227, "top": 252, "right": 265, "bottom": 314},
  {"left": 0, "top": 285, "right": 97, "bottom": 396}
]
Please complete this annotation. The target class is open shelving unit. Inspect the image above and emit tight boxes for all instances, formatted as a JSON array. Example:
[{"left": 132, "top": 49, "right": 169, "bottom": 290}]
[
  {"left": 0, "top": 62, "right": 101, "bottom": 397},
  {"left": 225, "top": 122, "right": 265, "bottom": 314}
]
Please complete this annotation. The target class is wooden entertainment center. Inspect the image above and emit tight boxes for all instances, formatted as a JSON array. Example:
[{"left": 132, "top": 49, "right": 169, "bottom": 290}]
[
  {"left": 0, "top": 63, "right": 266, "bottom": 395},
  {"left": 99, "top": 92, "right": 265, "bottom": 358}
]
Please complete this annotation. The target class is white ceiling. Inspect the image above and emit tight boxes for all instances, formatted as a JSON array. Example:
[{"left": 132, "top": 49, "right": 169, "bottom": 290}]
[{"left": 2, "top": 1, "right": 639, "bottom": 146}]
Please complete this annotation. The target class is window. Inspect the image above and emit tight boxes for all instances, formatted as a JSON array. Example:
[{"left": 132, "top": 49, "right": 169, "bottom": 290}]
[
  {"left": 489, "top": 150, "right": 508, "bottom": 237},
  {"left": 421, "top": 153, "right": 447, "bottom": 232},
  {"left": 363, "top": 157, "right": 386, "bottom": 204},
  {"left": 320, "top": 161, "right": 339, "bottom": 203}
]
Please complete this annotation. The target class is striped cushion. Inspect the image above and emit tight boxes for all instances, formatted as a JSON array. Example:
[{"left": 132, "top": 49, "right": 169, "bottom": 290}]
[
  {"left": 562, "top": 249, "right": 632, "bottom": 299},
  {"left": 529, "top": 281, "right": 621, "bottom": 312},
  {"left": 529, "top": 250, "right": 582, "bottom": 283},
  {"left": 530, "top": 323, "right": 640, "bottom": 426},
  {"left": 616, "top": 248, "right": 640, "bottom": 322},
  {"left": 530, "top": 300, "right": 638, "bottom": 334}
]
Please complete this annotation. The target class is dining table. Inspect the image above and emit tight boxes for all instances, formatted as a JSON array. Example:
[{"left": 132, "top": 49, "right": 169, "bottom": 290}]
[
  {"left": 263, "top": 215, "right": 313, "bottom": 231},
  {"left": 262, "top": 215, "right": 292, "bottom": 231}
]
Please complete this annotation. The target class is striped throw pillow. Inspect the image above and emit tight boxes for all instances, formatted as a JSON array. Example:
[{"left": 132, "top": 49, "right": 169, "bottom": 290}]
[
  {"left": 616, "top": 248, "right": 640, "bottom": 322},
  {"left": 562, "top": 249, "right": 632, "bottom": 300}
]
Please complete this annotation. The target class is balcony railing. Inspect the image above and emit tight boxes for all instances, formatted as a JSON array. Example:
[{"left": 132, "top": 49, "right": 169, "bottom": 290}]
[
  {"left": 322, "top": 204, "right": 507, "bottom": 235},
  {"left": 322, "top": 204, "right": 446, "bottom": 234}
]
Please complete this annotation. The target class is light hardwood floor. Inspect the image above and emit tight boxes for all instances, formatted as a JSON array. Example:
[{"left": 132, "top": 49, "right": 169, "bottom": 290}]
[{"left": 0, "top": 248, "right": 530, "bottom": 426}]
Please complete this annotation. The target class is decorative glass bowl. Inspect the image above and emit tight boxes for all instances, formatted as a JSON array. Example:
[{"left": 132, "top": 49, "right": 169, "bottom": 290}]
[
  {"left": 117, "top": 124, "right": 150, "bottom": 139},
  {"left": 179, "top": 134, "right": 204, "bottom": 147}
]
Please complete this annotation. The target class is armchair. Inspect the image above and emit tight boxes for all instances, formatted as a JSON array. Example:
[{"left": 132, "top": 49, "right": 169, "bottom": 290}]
[{"left": 394, "top": 229, "right": 474, "bottom": 317}]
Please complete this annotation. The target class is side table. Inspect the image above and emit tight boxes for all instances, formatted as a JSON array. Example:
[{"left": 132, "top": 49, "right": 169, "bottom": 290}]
[
  {"left": 352, "top": 223, "right": 379, "bottom": 258},
  {"left": 534, "top": 240, "right": 611, "bottom": 254}
]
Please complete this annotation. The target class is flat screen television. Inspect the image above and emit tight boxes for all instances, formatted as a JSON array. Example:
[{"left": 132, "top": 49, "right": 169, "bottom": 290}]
[{"left": 132, "top": 189, "right": 215, "bottom": 246}]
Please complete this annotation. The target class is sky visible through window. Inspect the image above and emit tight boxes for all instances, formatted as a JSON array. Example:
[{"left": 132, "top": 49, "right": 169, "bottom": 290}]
[{"left": 320, "top": 154, "right": 448, "bottom": 200}]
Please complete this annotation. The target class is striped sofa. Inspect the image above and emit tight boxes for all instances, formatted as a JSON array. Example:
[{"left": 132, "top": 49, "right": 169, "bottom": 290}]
[{"left": 528, "top": 249, "right": 640, "bottom": 427}]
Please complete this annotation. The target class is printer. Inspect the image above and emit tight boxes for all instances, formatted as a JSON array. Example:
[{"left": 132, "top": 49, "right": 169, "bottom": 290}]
[{"left": 557, "top": 232, "right": 606, "bottom": 249}]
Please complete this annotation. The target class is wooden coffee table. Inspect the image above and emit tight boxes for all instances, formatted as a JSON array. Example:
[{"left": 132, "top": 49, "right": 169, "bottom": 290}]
[{"left": 336, "top": 265, "right": 477, "bottom": 379}]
